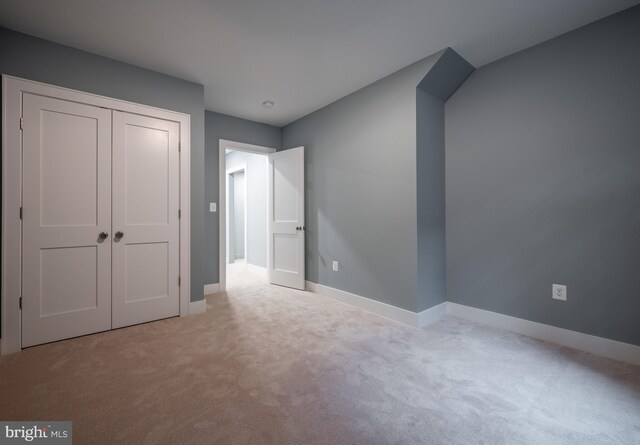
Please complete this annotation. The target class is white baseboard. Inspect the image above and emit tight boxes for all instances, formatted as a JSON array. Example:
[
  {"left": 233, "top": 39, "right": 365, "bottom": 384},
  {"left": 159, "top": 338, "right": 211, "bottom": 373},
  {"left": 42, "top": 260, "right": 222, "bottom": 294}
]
[
  {"left": 447, "top": 303, "right": 640, "bottom": 366},
  {"left": 304, "top": 280, "right": 640, "bottom": 365},
  {"left": 419, "top": 301, "right": 448, "bottom": 326},
  {"left": 203, "top": 283, "right": 220, "bottom": 296},
  {"left": 305, "top": 281, "right": 444, "bottom": 328},
  {"left": 246, "top": 263, "right": 267, "bottom": 278},
  {"left": 189, "top": 299, "right": 207, "bottom": 315}
]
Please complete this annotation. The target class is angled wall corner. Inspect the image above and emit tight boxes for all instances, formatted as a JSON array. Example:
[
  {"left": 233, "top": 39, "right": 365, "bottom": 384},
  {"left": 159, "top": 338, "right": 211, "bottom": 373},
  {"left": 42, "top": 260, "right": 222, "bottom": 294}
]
[
  {"left": 416, "top": 48, "right": 474, "bottom": 312},
  {"left": 417, "top": 48, "right": 476, "bottom": 101}
]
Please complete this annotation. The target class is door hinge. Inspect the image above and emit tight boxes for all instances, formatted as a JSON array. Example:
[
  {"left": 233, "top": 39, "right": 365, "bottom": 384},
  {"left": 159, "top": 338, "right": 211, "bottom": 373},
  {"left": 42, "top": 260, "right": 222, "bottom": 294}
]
[
  {"left": 178, "top": 276, "right": 181, "bottom": 287},
  {"left": 19, "top": 207, "right": 23, "bottom": 220},
  {"left": 19, "top": 297, "right": 23, "bottom": 310},
  {"left": 20, "top": 117, "right": 24, "bottom": 130},
  {"left": 178, "top": 142, "right": 181, "bottom": 152},
  {"left": 178, "top": 209, "right": 181, "bottom": 219}
]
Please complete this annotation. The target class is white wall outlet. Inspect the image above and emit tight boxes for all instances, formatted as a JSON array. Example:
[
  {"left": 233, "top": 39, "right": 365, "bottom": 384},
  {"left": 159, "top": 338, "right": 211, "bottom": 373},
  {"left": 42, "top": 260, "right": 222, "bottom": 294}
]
[
  {"left": 552, "top": 284, "right": 567, "bottom": 301},
  {"left": 332, "top": 261, "right": 339, "bottom": 272},
  {"left": 209, "top": 202, "right": 217, "bottom": 212}
]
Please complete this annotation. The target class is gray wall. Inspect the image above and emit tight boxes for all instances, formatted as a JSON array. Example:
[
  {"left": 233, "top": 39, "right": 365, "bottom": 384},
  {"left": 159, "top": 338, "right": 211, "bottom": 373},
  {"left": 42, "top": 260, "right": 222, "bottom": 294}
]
[
  {"left": 226, "top": 150, "right": 269, "bottom": 268},
  {"left": 283, "top": 52, "right": 444, "bottom": 312},
  {"left": 282, "top": 48, "right": 472, "bottom": 313},
  {"left": 205, "top": 111, "right": 281, "bottom": 285},
  {"left": 0, "top": 27, "right": 206, "bottom": 303},
  {"left": 446, "top": 6, "right": 640, "bottom": 345}
]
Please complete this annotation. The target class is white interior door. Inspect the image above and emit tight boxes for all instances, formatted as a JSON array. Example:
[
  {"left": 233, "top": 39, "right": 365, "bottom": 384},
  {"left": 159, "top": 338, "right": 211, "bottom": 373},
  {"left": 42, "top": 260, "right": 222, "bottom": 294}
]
[
  {"left": 268, "top": 147, "right": 305, "bottom": 289},
  {"left": 112, "top": 111, "right": 180, "bottom": 328},
  {"left": 22, "top": 94, "right": 112, "bottom": 347}
]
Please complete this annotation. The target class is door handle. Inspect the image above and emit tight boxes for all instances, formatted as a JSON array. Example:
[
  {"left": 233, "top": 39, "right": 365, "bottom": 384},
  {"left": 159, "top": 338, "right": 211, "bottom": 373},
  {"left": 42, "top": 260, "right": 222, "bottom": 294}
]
[
  {"left": 114, "top": 231, "right": 124, "bottom": 240},
  {"left": 98, "top": 232, "right": 109, "bottom": 240}
]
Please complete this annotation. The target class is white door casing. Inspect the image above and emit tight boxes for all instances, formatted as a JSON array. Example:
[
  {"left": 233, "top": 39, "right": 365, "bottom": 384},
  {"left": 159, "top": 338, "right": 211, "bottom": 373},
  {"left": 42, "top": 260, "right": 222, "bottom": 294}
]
[
  {"left": 268, "top": 146, "right": 305, "bottom": 290},
  {"left": 21, "top": 94, "right": 113, "bottom": 347},
  {"left": 111, "top": 111, "right": 181, "bottom": 328}
]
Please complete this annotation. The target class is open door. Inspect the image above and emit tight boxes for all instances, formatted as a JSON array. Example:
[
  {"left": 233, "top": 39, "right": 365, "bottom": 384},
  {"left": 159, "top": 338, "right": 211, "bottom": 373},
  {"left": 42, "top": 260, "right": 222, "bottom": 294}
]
[{"left": 268, "top": 147, "right": 305, "bottom": 289}]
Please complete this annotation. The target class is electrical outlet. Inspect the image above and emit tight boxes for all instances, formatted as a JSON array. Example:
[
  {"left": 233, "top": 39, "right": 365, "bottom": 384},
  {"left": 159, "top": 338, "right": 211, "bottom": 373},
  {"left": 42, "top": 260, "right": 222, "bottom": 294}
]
[
  {"left": 209, "top": 202, "right": 217, "bottom": 212},
  {"left": 552, "top": 284, "right": 567, "bottom": 301},
  {"left": 332, "top": 261, "right": 339, "bottom": 272}
]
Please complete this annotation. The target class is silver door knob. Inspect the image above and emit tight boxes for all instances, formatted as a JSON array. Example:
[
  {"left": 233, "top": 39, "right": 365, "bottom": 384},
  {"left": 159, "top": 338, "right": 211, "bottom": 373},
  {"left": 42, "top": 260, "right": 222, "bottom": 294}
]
[
  {"left": 114, "top": 231, "right": 124, "bottom": 239},
  {"left": 98, "top": 232, "right": 109, "bottom": 240}
]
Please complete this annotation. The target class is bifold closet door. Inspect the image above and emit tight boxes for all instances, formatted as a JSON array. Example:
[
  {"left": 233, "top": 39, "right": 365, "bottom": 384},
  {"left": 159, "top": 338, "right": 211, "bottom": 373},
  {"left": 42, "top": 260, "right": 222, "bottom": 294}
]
[
  {"left": 22, "top": 94, "right": 113, "bottom": 347},
  {"left": 111, "top": 111, "right": 180, "bottom": 328}
]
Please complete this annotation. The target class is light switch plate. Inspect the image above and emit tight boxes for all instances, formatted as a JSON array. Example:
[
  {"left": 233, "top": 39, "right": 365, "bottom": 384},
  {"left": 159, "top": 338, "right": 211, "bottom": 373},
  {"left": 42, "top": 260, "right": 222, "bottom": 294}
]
[{"left": 209, "top": 202, "right": 217, "bottom": 212}]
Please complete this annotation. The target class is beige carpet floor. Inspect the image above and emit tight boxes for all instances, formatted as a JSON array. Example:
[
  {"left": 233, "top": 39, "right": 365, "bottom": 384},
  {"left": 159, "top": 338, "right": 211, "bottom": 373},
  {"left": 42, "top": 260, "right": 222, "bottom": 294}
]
[{"left": 1, "top": 266, "right": 639, "bottom": 444}]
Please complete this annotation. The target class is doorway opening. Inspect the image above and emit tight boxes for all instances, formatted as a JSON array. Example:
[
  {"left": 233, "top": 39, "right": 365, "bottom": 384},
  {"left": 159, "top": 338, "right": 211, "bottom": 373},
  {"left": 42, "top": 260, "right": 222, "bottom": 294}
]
[{"left": 219, "top": 140, "right": 275, "bottom": 292}]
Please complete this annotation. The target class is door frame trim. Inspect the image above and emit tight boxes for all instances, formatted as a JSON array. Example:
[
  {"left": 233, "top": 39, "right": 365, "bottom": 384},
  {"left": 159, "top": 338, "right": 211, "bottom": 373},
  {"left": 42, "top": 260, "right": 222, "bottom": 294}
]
[
  {"left": 218, "top": 140, "right": 276, "bottom": 293},
  {"left": 1, "top": 75, "right": 192, "bottom": 355}
]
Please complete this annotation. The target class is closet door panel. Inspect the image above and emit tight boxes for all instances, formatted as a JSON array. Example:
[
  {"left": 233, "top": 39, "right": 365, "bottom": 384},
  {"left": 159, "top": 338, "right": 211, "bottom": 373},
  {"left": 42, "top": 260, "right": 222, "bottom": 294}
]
[
  {"left": 112, "top": 111, "right": 180, "bottom": 328},
  {"left": 21, "top": 94, "right": 112, "bottom": 347}
]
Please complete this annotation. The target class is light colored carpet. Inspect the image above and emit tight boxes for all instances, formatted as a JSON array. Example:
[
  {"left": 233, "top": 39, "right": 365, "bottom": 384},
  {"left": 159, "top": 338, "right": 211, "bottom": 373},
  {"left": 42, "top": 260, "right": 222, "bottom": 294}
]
[{"left": 1, "top": 267, "right": 639, "bottom": 444}]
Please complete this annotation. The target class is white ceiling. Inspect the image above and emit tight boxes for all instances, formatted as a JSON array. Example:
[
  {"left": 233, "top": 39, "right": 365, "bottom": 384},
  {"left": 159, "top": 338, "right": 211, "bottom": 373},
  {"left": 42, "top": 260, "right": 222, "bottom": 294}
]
[{"left": 1, "top": 0, "right": 638, "bottom": 126}]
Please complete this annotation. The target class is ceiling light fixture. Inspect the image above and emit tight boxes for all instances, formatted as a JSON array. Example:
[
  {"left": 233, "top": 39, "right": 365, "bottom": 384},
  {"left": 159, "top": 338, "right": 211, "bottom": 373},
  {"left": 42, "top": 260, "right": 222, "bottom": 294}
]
[{"left": 262, "top": 100, "right": 274, "bottom": 108}]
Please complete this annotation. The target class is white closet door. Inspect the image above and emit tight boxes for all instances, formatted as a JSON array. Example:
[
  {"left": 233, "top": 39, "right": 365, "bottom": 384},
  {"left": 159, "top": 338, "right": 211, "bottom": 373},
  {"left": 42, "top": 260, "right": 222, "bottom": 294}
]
[
  {"left": 268, "top": 147, "right": 305, "bottom": 290},
  {"left": 112, "top": 111, "right": 180, "bottom": 328},
  {"left": 22, "top": 94, "right": 112, "bottom": 347}
]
